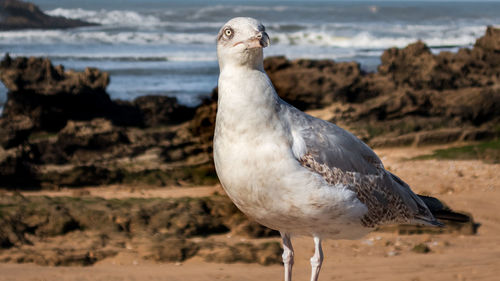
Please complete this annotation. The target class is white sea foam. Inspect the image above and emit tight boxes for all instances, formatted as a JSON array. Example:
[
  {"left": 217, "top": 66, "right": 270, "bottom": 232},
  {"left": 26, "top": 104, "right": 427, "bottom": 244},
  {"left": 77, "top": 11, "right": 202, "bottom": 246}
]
[
  {"left": 188, "top": 5, "right": 290, "bottom": 20},
  {"left": 46, "top": 7, "right": 231, "bottom": 30},
  {"left": 270, "top": 28, "right": 482, "bottom": 49},
  {"left": 46, "top": 8, "right": 162, "bottom": 27},
  {"left": 1, "top": 50, "right": 216, "bottom": 63},
  {"left": 0, "top": 25, "right": 484, "bottom": 50},
  {"left": 0, "top": 29, "right": 215, "bottom": 45},
  {"left": 31, "top": 7, "right": 492, "bottom": 51}
]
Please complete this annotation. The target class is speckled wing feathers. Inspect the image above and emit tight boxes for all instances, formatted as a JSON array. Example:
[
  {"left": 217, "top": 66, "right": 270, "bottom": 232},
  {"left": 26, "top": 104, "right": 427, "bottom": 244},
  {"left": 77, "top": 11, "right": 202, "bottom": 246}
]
[
  {"left": 300, "top": 153, "right": 414, "bottom": 227},
  {"left": 278, "top": 101, "right": 436, "bottom": 227}
]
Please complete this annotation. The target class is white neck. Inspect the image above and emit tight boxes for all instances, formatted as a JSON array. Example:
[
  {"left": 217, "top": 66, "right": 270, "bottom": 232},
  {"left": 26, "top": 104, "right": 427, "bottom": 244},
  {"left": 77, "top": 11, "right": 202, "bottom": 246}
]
[
  {"left": 217, "top": 48, "right": 265, "bottom": 72},
  {"left": 216, "top": 63, "right": 280, "bottom": 135}
]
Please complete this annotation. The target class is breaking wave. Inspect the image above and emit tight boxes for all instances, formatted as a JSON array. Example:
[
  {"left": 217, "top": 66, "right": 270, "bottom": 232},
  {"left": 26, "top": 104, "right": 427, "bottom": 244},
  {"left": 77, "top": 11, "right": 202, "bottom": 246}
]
[
  {"left": 0, "top": 30, "right": 215, "bottom": 45},
  {"left": 0, "top": 28, "right": 484, "bottom": 50},
  {"left": 46, "top": 8, "right": 163, "bottom": 27}
]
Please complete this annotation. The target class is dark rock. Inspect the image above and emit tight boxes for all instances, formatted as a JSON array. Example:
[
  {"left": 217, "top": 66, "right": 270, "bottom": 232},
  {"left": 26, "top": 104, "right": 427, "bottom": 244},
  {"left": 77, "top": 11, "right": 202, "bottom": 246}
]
[
  {"left": 189, "top": 93, "right": 217, "bottom": 145},
  {"left": 39, "top": 165, "right": 121, "bottom": 187},
  {"left": 8, "top": 248, "right": 114, "bottom": 266},
  {"left": 461, "top": 128, "right": 499, "bottom": 142},
  {"left": 475, "top": 26, "right": 500, "bottom": 52},
  {"left": 411, "top": 243, "right": 431, "bottom": 254},
  {"left": 134, "top": 95, "right": 196, "bottom": 127},
  {"left": 202, "top": 241, "right": 282, "bottom": 265},
  {"left": 0, "top": 195, "right": 282, "bottom": 265},
  {"left": 353, "top": 89, "right": 435, "bottom": 121},
  {"left": 379, "top": 41, "right": 435, "bottom": 89},
  {"left": 255, "top": 242, "right": 283, "bottom": 265},
  {"left": 0, "top": 214, "right": 32, "bottom": 248},
  {"left": 0, "top": 55, "right": 109, "bottom": 95},
  {"left": 0, "top": 194, "right": 476, "bottom": 266},
  {"left": 232, "top": 220, "right": 279, "bottom": 238},
  {"left": 440, "top": 88, "right": 500, "bottom": 125},
  {"left": 146, "top": 199, "right": 230, "bottom": 237},
  {"left": 369, "top": 134, "right": 417, "bottom": 148},
  {"left": 0, "top": 55, "right": 214, "bottom": 185},
  {"left": 0, "top": 114, "right": 33, "bottom": 148},
  {"left": 32, "top": 205, "right": 81, "bottom": 237},
  {"left": 56, "top": 119, "right": 129, "bottom": 156},
  {"left": 146, "top": 238, "right": 199, "bottom": 262},
  {"left": 0, "top": 145, "right": 38, "bottom": 188},
  {"left": 378, "top": 30, "right": 500, "bottom": 91},
  {"left": 264, "top": 56, "right": 366, "bottom": 110},
  {"left": 203, "top": 242, "right": 255, "bottom": 264},
  {"left": 29, "top": 135, "right": 66, "bottom": 164},
  {"left": 0, "top": 55, "right": 143, "bottom": 133},
  {"left": 414, "top": 129, "right": 463, "bottom": 146},
  {"left": 0, "top": 0, "right": 96, "bottom": 30}
]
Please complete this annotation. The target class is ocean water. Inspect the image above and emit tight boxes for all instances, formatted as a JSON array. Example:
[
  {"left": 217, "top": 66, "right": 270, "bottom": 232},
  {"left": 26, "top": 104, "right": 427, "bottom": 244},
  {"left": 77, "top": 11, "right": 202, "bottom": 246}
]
[{"left": 0, "top": 0, "right": 499, "bottom": 109}]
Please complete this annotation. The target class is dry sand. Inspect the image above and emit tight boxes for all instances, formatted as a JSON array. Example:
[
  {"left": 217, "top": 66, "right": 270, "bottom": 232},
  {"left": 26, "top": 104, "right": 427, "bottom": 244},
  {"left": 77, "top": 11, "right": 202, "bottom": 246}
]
[{"left": 1, "top": 145, "right": 500, "bottom": 281}]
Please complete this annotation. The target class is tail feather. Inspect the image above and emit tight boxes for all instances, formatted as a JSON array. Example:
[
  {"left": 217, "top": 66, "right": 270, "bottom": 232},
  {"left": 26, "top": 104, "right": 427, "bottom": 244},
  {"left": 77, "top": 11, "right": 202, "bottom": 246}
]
[{"left": 417, "top": 195, "right": 471, "bottom": 223}]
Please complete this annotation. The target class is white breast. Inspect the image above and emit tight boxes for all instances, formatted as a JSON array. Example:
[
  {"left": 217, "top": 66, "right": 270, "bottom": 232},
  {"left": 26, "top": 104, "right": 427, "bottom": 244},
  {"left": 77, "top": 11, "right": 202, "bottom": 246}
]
[{"left": 214, "top": 67, "right": 370, "bottom": 239}]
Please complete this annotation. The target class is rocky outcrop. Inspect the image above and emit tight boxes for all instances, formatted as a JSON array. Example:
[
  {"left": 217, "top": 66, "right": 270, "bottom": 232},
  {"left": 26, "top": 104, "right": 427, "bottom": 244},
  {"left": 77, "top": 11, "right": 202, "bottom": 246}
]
[
  {"left": 264, "top": 57, "right": 374, "bottom": 110},
  {"left": 345, "top": 27, "right": 500, "bottom": 143},
  {"left": 0, "top": 114, "right": 32, "bottom": 148},
  {"left": 379, "top": 39, "right": 500, "bottom": 90},
  {"left": 0, "top": 194, "right": 474, "bottom": 266},
  {"left": 475, "top": 26, "right": 500, "bottom": 52},
  {"left": 0, "top": 194, "right": 283, "bottom": 266},
  {"left": 0, "top": 145, "right": 38, "bottom": 188},
  {"left": 0, "top": 55, "right": 109, "bottom": 95},
  {"left": 0, "top": 0, "right": 96, "bottom": 30},
  {"left": 189, "top": 90, "right": 218, "bottom": 145},
  {"left": 134, "top": 95, "right": 196, "bottom": 127},
  {"left": 0, "top": 55, "right": 198, "bottom": 133},
  {"left": 0, "top": 55, "right": 212, "bottom": 188},
  {"left": 0, "top": 55, "right": 145, "bottom": 132}
]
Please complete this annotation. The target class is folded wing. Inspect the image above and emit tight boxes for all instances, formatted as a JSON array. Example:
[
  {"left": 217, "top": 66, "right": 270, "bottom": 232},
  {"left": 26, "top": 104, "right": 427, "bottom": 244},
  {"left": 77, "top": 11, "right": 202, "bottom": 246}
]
[{"left": 278, "top": 101, "right": 439, "bottom": 227}]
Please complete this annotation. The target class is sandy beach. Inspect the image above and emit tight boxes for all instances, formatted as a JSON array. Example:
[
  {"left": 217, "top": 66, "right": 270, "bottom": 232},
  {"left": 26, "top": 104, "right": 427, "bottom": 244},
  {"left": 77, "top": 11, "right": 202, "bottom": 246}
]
[{"left": 1, "top": 145, "right": 499, "bottom": 281}]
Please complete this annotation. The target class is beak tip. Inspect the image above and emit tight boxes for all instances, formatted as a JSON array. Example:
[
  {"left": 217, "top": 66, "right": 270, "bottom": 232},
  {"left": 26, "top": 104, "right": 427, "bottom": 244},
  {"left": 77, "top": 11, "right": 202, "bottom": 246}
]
[{"left": 262, "top": 32, "right": 270, "bottom": 48}]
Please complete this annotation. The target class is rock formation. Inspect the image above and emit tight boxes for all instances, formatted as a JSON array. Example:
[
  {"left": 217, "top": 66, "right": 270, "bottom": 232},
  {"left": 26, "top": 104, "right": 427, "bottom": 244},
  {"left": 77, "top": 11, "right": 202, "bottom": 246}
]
[
  {"left": 0, "top": 55, "right": 207, "bottom": 188},
  {"left": 0, "top": 55, "right": 145, "bottom": 134},
  {"left": 0, "top": 194, "right": 283, "bottom": 265},
  {"left": 0, "top": 194, "right": 474, "bottom": 266},
  {"left": 0, "top": 0, "right": 96, "bottom": 30}
]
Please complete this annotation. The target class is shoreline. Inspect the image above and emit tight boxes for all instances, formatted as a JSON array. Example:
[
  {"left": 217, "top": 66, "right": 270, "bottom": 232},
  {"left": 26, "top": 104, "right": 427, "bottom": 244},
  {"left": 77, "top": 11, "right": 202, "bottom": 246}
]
[{"left": 0, "top": 43, "right": 472, "bottom": 107}]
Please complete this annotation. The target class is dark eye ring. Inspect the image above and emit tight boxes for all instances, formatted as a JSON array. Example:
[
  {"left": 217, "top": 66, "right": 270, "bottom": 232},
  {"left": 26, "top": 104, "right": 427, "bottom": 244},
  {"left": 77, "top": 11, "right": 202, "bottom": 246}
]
[{"left": 224, "top": 28, "right": 233, "bottom": 37}]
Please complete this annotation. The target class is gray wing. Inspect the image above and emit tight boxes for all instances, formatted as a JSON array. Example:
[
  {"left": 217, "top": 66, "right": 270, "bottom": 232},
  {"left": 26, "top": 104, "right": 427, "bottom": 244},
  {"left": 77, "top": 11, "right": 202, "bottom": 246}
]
[{"left": 277, "top": 101, "right": 438, "bottom": 227}]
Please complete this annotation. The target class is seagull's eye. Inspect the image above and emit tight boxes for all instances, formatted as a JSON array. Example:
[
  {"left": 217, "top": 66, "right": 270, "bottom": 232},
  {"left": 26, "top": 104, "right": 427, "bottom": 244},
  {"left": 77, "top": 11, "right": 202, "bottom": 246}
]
[{"left": 224, "top": 28, "right": 233, "bottom": 38}]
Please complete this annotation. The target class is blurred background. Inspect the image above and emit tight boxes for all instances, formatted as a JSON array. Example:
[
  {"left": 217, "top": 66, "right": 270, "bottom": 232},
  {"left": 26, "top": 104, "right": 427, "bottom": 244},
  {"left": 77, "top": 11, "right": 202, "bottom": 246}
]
[{"left": 0, "top": 1, "right": 499, "bottom": 280}]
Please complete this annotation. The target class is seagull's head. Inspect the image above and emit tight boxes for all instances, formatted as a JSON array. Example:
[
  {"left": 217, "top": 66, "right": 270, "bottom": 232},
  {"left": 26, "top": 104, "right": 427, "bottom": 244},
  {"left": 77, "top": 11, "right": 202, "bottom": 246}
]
[{"left": 216, "top": 17, "right": 270, "bottom": 70}]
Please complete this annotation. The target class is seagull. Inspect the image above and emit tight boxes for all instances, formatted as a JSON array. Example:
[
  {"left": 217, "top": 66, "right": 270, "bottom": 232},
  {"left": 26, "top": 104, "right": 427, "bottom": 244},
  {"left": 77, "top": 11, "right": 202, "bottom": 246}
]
[{"left": 214, "top": 17, "right": 460, "bottom": 281}]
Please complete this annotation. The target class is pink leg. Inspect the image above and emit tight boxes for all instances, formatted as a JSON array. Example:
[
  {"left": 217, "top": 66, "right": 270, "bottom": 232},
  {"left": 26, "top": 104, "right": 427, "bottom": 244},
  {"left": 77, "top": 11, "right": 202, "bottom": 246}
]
[
  {"left": 310, "top": 236, "right": 323, "bottom": 281},
  {"left": 280, "top": 231, "right": 294, "bottom": 281}
]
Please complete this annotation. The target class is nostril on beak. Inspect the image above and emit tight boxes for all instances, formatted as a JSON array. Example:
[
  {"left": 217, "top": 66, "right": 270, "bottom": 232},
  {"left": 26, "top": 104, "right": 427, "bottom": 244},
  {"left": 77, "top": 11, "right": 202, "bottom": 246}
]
[{"left": 256, "top": 33, "right": 263, "bottom": 39}]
